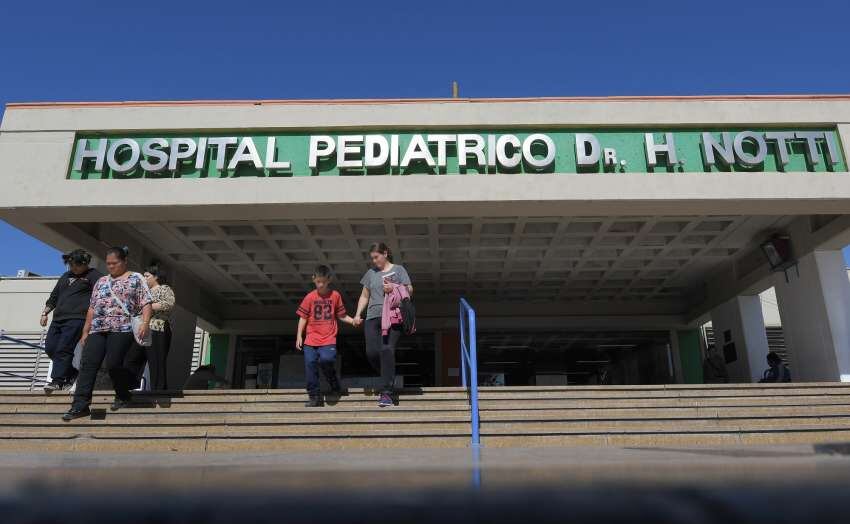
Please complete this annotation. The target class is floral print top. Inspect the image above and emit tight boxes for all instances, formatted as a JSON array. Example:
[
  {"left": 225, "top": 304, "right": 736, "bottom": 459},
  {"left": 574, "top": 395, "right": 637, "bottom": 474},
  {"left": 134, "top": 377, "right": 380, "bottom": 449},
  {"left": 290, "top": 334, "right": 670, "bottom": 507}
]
[
  {"left": 88, "top": 272, "right": 153, "bottom": 334},
  {"left": 149, "top": 284, "right": 175, "bottom": 332}
]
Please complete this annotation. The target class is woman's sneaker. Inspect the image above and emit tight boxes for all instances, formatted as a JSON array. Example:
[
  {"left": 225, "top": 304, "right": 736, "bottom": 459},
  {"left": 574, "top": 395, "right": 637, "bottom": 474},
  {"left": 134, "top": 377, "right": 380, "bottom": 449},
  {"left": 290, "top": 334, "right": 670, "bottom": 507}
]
[
  {"left": 110, "top": 397, "right": 132, "bottom": 411},
  {"left": 62, "top": 407, "right": 90, "bottom": 421},
  {"left": 377, "top": 391, "right": 393, "bottom": 408},
  {"left": 43, "top": 381, "right": 61, "bottom": 395}
]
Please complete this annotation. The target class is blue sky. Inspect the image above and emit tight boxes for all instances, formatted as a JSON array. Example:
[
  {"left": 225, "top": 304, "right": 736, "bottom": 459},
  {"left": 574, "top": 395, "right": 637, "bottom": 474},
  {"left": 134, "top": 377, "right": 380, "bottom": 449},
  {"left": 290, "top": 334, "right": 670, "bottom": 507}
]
[{"left": 2, "top": 0, "right": 850, "bottom": 275}]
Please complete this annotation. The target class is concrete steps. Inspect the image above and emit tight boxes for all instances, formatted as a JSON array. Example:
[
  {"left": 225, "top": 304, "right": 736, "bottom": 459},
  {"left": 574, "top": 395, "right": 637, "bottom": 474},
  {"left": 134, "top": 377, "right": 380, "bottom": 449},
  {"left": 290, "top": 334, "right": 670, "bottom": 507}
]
[{"left": 1, "top": 383, "right": 850, "bottom": 451}]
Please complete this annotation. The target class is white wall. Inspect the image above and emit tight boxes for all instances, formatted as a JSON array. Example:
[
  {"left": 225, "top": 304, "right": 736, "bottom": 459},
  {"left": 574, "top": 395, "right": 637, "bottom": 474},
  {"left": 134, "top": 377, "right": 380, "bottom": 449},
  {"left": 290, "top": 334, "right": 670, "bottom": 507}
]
[{"left": 0, "top": 277, "right": 57, "bottom": 332}]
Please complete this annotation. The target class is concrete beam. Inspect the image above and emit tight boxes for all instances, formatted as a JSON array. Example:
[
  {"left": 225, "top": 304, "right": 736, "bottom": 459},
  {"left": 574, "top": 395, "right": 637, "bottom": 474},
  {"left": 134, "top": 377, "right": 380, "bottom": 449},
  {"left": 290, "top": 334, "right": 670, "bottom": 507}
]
[
  {"left": 218, "top": 314, "right": 687, "bottom": 335},
  {"left": 4, "top": 97, "right": 850, "bottom": 132}
]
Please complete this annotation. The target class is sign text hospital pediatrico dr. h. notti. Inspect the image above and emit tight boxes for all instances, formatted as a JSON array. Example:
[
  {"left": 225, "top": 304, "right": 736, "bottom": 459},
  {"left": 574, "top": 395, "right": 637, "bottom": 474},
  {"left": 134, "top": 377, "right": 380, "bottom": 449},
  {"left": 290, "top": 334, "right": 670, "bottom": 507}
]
[{"left": 68, "top": 129, "right": 846, "bottom": 179}]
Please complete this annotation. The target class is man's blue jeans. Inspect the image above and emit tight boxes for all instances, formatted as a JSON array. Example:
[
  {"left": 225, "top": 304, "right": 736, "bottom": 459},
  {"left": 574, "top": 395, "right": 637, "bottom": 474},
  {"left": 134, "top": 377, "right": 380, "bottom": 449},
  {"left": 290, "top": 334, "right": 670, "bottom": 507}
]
[
  {"left": 303, "top": 344, "right": 339, "bottom": 397},
  {"left": 45, "top": 318, "right": 85, "bottom": 383}
]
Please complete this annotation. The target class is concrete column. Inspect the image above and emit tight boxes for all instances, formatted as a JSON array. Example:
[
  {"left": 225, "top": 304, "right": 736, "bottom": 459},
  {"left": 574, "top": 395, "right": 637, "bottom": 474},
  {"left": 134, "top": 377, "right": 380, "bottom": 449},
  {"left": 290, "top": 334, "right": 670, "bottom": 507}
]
[
  {"left": 710, "top": 296, "right": 770, "bottom": 382},
  {"left": 773, "top": 250, "right": 850, "bottom": 382},
  {"left": 166, "top": 305, "right": 197, "bottom": 390}
]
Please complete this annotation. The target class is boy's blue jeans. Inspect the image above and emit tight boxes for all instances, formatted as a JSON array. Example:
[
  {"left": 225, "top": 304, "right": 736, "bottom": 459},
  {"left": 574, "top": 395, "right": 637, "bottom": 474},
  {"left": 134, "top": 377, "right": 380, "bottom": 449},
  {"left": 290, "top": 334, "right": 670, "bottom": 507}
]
[{"left": 303, "top": 344, "right": 340, "bottom": 397}]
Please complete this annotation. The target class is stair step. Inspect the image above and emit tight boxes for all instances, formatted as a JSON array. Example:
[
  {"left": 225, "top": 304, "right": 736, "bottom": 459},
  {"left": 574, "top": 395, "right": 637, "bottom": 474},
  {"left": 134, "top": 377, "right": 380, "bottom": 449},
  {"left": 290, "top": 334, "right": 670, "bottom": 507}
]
[
  {"left": 476, "top": 390, "right": 850, "bottom": 400},
  {"left": 5, "top": 405, "right": 473, "bottom": 415},
  {"left": 0, "top": 423, "right": 471, "bottom": 438},
  {"left": 480, "top": 418, "right": 850, "bottom": 433},
  {"left": 7, "top": 405, "right": 850, "bottom": 424},
  {"left": 483, "top": 429, "right": 850, "bottom": 448},
  {"left": 480, "top": 405, "right": 850, "bottom": 420},
  {"left": 0, "top": 435, "right": 472, "bottom": 452},
  {"left": 0, "top": 394, "right": 471, "bottom": 404},
  {"left": 8, "top": 392, "right": 850, "bottom": 406},
  {"left": 477, "top": 396, "right": 850, "bottom": 409},
  {"left": 0, "top": 412, "right": 471, "bottom": 425}
]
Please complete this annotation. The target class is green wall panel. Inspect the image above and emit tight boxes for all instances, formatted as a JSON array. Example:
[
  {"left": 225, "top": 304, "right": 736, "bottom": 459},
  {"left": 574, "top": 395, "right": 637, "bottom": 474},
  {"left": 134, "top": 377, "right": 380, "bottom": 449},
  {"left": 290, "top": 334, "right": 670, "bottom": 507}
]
[{"left": 677, "top": 329, "right": 704, "bottom": 384}]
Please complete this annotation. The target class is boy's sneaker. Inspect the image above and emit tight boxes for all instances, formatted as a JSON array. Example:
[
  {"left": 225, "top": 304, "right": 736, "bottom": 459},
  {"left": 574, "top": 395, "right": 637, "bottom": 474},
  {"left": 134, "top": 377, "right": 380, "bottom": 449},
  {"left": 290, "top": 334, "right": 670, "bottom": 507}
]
[
  {"left": 43, "top": 381, "right": 61, "bottom": 395},
  {"left": 304, "top": 396, "right": 323, "bottom": 408},
  {"left": 377, "top": 392, "right": 393, "bottom": 408}
]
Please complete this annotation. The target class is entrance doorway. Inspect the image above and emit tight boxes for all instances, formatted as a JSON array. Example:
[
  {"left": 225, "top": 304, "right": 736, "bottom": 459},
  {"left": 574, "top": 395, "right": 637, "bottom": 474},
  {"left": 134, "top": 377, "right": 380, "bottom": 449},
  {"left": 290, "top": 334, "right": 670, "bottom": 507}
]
[
  {"left": 477, "top": 330, "right": 673, "bottom": 386},
  {"left": 233, "top": 333, "right": 438, "bottom": 389}
]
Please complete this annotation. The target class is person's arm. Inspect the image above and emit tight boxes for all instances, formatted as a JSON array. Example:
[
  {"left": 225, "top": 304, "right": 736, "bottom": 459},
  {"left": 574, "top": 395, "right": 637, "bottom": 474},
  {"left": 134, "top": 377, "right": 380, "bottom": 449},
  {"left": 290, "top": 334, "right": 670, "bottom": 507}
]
[
  {"left": 79, "top": 307, "right": 94, "bottom": 347},
  {"left": 354, "top": 287, "right": 370, "bottom": 326},
  {"left": 137, "top": 303, "right": 153, "bottom": 341},
  {"left": 401, "top": 268, "right": 413, "bottom": 296},
  {"left": 296, "top": 317, "right": 307, "bottom": 350},
  {"left": 151, "top": 286, "right": 175, "bottom": 313},
  {"left": 41, "top": 277, "right": 63, "bottom": 326}
]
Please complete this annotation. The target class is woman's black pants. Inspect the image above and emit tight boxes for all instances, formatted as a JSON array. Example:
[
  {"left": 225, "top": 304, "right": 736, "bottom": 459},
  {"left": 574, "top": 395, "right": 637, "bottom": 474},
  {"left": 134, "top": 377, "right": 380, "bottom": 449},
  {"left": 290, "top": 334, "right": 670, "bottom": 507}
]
[
  {"left": 125, "top": 324, "right": 172, "bottom": 391},
  {"left": 70, "top": 332, "right": 135, "bottom": 410},
  {"left": 364, "top": 318, "right": 401, "bottom": 393}
]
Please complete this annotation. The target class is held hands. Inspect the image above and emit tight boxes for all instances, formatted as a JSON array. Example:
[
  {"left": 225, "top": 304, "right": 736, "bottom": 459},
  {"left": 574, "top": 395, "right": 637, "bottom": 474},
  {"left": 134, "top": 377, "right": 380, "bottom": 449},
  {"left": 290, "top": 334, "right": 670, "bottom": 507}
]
[{"left": 351, "top": 317, "right": 363, "bottom": 328}]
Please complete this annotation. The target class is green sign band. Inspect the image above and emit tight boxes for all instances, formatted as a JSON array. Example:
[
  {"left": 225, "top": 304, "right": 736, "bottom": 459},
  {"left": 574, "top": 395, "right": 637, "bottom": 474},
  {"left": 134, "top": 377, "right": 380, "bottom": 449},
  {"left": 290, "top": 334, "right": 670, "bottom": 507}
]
[{"left": 68, "top": 128, "right": 847, "bottom": 180}]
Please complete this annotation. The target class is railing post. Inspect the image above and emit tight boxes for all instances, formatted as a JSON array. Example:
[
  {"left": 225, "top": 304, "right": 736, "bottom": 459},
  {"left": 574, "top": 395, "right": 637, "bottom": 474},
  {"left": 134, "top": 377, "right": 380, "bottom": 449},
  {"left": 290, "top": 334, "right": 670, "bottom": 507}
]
[
  {"left": 31, "top": 330, "right": 47, "bottom": 391},
  {"left": 468, "top": 308, "right": 480, "bottom": 447}
]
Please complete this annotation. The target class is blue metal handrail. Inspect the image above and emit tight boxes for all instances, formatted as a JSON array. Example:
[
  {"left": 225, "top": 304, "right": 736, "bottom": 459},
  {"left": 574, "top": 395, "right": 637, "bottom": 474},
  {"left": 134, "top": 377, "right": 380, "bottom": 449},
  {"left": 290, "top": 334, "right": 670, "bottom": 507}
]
[{"left": 459, "top": 298, "right": 480, "bottom": 447}]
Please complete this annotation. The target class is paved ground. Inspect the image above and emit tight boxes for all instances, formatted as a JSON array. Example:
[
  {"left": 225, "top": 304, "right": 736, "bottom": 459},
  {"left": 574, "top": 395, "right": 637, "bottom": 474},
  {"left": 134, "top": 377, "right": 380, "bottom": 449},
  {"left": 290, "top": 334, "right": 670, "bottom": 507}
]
[
  {"left": 3, "top": 444, "right": 850, "bottom": 490},
  {"left": 3, "top": 445, "right": 850, "bottom": 522}
]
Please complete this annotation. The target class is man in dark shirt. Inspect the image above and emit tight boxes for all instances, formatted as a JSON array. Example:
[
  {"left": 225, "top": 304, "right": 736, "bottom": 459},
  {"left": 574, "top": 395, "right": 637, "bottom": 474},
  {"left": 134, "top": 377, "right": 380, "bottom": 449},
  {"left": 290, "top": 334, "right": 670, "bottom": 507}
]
[{"left": 40, "top": 249, "right": 102, "bottom": 393}]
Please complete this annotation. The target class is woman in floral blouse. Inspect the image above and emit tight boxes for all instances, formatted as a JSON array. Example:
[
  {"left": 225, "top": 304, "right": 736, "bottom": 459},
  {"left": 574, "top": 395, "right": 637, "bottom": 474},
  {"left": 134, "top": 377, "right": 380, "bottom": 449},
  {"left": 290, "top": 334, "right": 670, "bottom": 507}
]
[
  {"left": 63, "top": 247, "right": 153, "bottom": 421},
  {"left": 125, "top": 264, "right": 175, "bottom": 391}
]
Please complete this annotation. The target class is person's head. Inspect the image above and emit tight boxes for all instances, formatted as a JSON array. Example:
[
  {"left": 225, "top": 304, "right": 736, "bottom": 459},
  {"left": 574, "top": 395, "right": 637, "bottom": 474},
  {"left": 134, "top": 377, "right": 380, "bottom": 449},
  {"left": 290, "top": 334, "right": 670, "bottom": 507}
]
[
  {"left": 767, "top": 352, "right": 782, "bottom": 367},
  {"left": 368, "top": 242, "right": 393, "bottom": 270},
  {"left": 144, "top": 263, "right": 167, "bottom": 289},
  {"left": 61, "top": 249, "right": 92, "bottom": 275},
  {"left": 104, "top": 246, "right": 130, "bottom": 277},
  {"left": 312, "top": 265, "right": 332, "bottom": 294}
]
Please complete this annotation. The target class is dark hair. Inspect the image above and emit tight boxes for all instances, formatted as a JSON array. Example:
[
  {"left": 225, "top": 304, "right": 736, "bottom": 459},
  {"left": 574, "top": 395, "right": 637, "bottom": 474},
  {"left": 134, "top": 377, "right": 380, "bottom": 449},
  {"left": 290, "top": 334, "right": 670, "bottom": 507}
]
[
  {"left": 767, "top": 352, "right": 782, "bottom": 365},
  {"left": 61, "top": 249, "right": 91, "bottom": 266},
  {"left": 105, "top": 246, "right": 129, "bottom": 261},
  {"left": 313, "top": 265, "right": 332, "bottom": 279},
  {"left": 369, "top": 242, "right": 393, "bottom": 262},
  {"left": 145, "top": 263, "right": 168, "bottom": 285}
]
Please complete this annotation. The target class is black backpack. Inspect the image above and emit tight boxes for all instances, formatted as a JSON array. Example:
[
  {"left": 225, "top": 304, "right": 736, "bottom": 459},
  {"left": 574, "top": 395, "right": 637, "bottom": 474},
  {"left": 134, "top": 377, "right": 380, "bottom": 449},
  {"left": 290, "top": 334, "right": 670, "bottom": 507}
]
[{"left": 400, "top": 297, "right": 416, "bottom": 335}]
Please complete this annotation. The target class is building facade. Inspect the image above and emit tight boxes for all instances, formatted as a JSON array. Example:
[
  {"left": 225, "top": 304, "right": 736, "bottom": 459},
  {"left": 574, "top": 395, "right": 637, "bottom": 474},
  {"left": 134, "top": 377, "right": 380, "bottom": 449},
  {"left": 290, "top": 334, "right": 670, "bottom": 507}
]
[{"left": 2, "top": 95, "right": 850, "bottom": 389}]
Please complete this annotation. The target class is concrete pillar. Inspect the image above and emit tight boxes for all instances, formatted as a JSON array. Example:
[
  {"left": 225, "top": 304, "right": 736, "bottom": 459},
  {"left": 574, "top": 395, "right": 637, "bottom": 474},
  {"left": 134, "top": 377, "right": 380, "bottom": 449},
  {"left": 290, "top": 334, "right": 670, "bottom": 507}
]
[
  {"left": 167, "top": 305, "right": 197, "bottom": 390},
  {"left": 710, "top": 295, "right": 770, "bottom": 382},
  {"left": 773, "top": 250, "right": 850, "bottom": 382}
]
